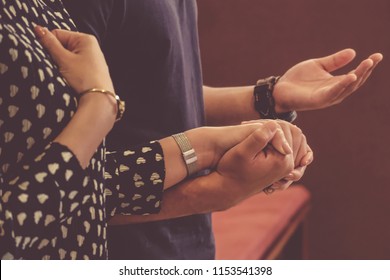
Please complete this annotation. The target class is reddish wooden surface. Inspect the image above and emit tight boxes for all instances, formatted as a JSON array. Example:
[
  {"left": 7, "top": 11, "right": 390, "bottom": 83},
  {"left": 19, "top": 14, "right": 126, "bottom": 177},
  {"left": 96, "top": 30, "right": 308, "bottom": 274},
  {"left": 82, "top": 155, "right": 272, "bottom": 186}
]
[{"left": 213, "top": 185, "right": 311, "bottom": 260}]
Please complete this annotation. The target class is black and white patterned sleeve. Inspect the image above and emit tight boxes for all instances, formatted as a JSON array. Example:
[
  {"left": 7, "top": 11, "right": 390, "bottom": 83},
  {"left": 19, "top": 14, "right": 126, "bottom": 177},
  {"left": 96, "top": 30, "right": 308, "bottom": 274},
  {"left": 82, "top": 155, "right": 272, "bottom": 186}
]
[
  {"left": 0, "top": 142, "right": 92, "bottom": 259},
  {"left": 104, "top": 140, "right": 166, "bottom": 217}
]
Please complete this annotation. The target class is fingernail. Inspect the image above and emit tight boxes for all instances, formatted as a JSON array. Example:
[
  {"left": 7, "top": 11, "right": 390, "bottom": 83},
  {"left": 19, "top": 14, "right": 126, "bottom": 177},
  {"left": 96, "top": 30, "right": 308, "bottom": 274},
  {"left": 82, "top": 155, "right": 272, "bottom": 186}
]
[
  {"left": 263, "top": 186, "right": 275, "bottom": 195},
  {"left": 282, "top": 140, "right": 292, "bottom": 155},
  {"left": 35, "top": 25, "right": 47, "bottom": 38},
  {"left": 302, "top": 157, "right": 313, "bottom": 166}
]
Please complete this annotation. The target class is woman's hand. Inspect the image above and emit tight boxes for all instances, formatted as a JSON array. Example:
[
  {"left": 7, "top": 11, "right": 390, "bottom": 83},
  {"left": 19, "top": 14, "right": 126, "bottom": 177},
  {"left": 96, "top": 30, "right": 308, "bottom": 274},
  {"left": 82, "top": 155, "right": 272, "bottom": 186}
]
[
  {"left": 34, "top": 26, "right": 117, "bottom": 168},
  {"left": 160, "top": 120, "right": 293, "bottom": 189},
  {"left": 185, "top": 121, "right": 292, "bottom": 171},
  {"left": 34, "top": 26, "right": 114, "bottom": 94}
]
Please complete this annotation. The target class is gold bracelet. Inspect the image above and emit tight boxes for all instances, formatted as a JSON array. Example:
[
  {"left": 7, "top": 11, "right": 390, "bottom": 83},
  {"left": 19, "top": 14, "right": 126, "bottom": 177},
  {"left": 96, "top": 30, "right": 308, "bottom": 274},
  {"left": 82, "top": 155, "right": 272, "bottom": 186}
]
[{"left": 79, "top": 88, "right": 125, "bottom": 122}]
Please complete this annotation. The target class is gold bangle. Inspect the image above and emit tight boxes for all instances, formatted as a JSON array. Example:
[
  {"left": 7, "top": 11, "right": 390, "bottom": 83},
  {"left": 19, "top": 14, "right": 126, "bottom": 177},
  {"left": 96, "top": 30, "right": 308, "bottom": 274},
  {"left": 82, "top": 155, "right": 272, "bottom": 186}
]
[{"left": 79, "top": 88, "right": 125, "bottom": 122}]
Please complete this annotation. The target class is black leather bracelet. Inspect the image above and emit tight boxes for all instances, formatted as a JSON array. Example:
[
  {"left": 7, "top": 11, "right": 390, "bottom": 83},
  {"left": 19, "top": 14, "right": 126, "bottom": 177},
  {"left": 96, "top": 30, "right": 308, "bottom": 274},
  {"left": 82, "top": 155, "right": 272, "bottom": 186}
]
[{"left": 254, "top": 76, "right": 297, "bottom": 122}]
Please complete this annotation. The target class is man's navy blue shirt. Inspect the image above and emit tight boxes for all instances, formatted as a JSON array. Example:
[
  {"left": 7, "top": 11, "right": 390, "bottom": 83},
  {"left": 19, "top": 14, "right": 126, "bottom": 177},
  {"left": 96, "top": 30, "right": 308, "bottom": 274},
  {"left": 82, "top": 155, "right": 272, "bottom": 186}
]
[{"left": 63, "top": 0, "right": 214, "bottom": 259}]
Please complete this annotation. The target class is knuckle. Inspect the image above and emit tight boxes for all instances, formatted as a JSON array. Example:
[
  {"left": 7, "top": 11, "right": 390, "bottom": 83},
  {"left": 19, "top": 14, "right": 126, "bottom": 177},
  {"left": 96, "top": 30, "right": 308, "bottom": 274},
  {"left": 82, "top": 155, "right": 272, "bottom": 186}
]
[
  {"left": 88, "top": 34, "right": 98, "bottom": 44},
  {"left": 82, "top": 34, "right": 98, "bottom": 44},
  {"left": 264, "top": 120, "right": 279, "bottom": 130},
  {"left": 292, "top": 124, "right": 302, "bottom": 134},
  {"left": 276, "top": 119, "right": 289, "bottom": 126}
]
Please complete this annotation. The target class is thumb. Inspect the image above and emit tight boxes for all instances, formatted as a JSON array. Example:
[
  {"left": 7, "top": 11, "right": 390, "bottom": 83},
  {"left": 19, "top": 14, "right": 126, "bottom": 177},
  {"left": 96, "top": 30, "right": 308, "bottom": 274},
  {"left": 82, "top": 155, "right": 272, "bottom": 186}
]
[
  {"left": 34, "top": 25, "right": 70, "bottom": 64},
  {"left": 316, "top": 48, "right": 356, "bottom": 72},
  {"left": 236, "top": 121, "right": 282, "bottom": 159}
]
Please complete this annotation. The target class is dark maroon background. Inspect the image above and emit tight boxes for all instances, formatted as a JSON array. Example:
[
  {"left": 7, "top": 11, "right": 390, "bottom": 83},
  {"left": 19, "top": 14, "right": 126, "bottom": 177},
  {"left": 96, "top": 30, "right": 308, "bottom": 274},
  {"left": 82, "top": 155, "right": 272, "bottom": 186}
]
[{"left": 197, "top": 0, "right": 390, "bottom": 259}]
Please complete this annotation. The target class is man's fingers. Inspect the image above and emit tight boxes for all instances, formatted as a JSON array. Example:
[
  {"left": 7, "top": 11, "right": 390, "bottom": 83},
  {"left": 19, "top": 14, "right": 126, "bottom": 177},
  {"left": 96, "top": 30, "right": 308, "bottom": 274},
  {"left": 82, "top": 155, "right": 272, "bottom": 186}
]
[
  {"left": 338, "top": 53, "right": 383, "bottom": 97},
  {"left": 237, "top": 121, "right": 291, "bottom": 158},
  {"left": 272, "top": 179, "right": 294, "bottom": 191},
  {"left": 316, "top": 48, "right": 356, "bottom": 73},
  {"left": 271, "top": 121, "right": 294, "bottom": 154},
  {"left": 324, "top": 74, "right": 357, "bottom": 103},
  {"left": 300, "top": 149, "right": 314, "bottom": 167},
  {"left": 34, "top": 26, "right": 70, "bottom": 64},
  {"left": 241, "top": 119, "right": 267, "bottom": 125},
  {"left": 293, "top": 134, "right": 307, "bottom": 167},
  {"left": 282, "top": 166, "right": 307, "bottom": 183},
  {"left": 369, "top": 53, "right": 384, "bottom": 64},
  {"left": 356, "top": 53, "right": 383, "bottom": 87},
  {"left": 270, "top": 128, "right": 293, "bottom": 156},
  {"left": 337, "top": 58, "right": 374, "bottom": 97}
]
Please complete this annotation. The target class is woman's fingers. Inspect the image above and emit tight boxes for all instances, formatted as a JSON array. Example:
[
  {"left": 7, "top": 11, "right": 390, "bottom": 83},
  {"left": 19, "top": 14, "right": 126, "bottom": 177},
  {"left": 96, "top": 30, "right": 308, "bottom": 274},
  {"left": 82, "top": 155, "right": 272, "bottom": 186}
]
[
  {"left": 283, "top": 165, "right": 307, "bottom": 182},
  {"left": 34, "top": 26, "right": 70, "bottom": 65},
  {"left": 34, "top": 25, "right": 114, "bottom": 94}
]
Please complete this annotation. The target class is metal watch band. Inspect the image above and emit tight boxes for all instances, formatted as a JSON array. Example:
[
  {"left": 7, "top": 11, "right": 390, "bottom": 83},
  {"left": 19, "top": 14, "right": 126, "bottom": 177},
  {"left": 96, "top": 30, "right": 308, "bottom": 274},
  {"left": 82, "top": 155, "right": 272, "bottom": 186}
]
[{"left": 172, "top": 133, "right": 198, "bottom": 177}]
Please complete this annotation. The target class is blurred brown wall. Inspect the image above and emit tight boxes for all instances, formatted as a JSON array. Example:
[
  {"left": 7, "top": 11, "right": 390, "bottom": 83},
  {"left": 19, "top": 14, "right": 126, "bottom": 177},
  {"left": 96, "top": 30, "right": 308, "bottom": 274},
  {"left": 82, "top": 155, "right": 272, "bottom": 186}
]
[{"left": 197, "top": 0, "right": 390, "bottom": 259}]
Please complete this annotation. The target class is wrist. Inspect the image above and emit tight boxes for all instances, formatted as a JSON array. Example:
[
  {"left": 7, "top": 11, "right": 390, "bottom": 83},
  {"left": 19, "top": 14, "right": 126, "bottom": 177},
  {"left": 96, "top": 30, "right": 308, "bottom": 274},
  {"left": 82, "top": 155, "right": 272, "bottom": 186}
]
[
  {"left": 79, "top": 88, "right": 125, "bottom": 122},
  {"left": 185, "top": 127, "right": 218, "bottom": 171},
  {"left": 78, "top": 92, "right": 117, "bottom": 125},
  {"left": 183, "top": 171, "right": 239, "bottom": 213},
  {"left": 196, "top": 171, "right": 249, "bottom": 211}
]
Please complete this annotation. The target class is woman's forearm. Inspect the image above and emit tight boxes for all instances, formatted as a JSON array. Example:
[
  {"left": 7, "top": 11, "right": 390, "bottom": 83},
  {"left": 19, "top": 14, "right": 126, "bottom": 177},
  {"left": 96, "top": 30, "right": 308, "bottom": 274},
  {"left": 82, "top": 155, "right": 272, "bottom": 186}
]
[
  {"left": 159, "top": 123, "right": 270, "bottom": 190},
  {"left": 53, "top": 93, "right": 117, "bottom": 168}
]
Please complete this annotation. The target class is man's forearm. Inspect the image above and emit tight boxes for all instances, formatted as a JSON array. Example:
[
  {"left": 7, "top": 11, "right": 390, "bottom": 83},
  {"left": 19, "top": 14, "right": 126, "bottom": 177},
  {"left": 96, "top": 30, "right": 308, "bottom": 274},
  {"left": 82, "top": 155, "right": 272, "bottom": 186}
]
[
  {"left": 108, "top": 171, "right": 247, "bottom": 225},
  {"left": 203, "top": 85, "right": 259, "bottom": 126}
]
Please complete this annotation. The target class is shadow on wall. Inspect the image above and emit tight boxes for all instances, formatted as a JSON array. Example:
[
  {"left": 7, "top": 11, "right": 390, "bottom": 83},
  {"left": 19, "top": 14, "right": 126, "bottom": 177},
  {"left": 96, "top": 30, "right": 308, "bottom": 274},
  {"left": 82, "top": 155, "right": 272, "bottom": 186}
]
[{"left": 197, "top": 0, "right": 390, "bottom": 259}]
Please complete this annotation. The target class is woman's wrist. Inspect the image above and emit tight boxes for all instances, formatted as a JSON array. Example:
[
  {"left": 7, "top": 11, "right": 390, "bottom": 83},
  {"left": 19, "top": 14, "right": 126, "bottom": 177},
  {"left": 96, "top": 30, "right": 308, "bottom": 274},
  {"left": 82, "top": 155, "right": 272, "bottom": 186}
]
[
  {"left": 79, "top": 88, "right": 125, "bottom": 122},
  {"left": 184, "top": 127, "right": 218, "bottom": 171},
  {"left": 159, "top": 127, "right": 217, "bottom": 190},
  {"left": 78, "top": 90, "right": 117, "bottom": 124},
  {"left": 54, "top": 93, "right": 117, "bottom": 168}
]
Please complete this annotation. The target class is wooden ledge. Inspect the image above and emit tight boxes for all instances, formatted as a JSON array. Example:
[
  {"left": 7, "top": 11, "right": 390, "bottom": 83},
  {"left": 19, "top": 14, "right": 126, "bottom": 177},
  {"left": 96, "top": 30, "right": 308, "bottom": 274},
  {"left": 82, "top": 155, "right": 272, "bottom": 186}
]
[{"left": 212, "top": 185, "right": 311, "bottom": 260}]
